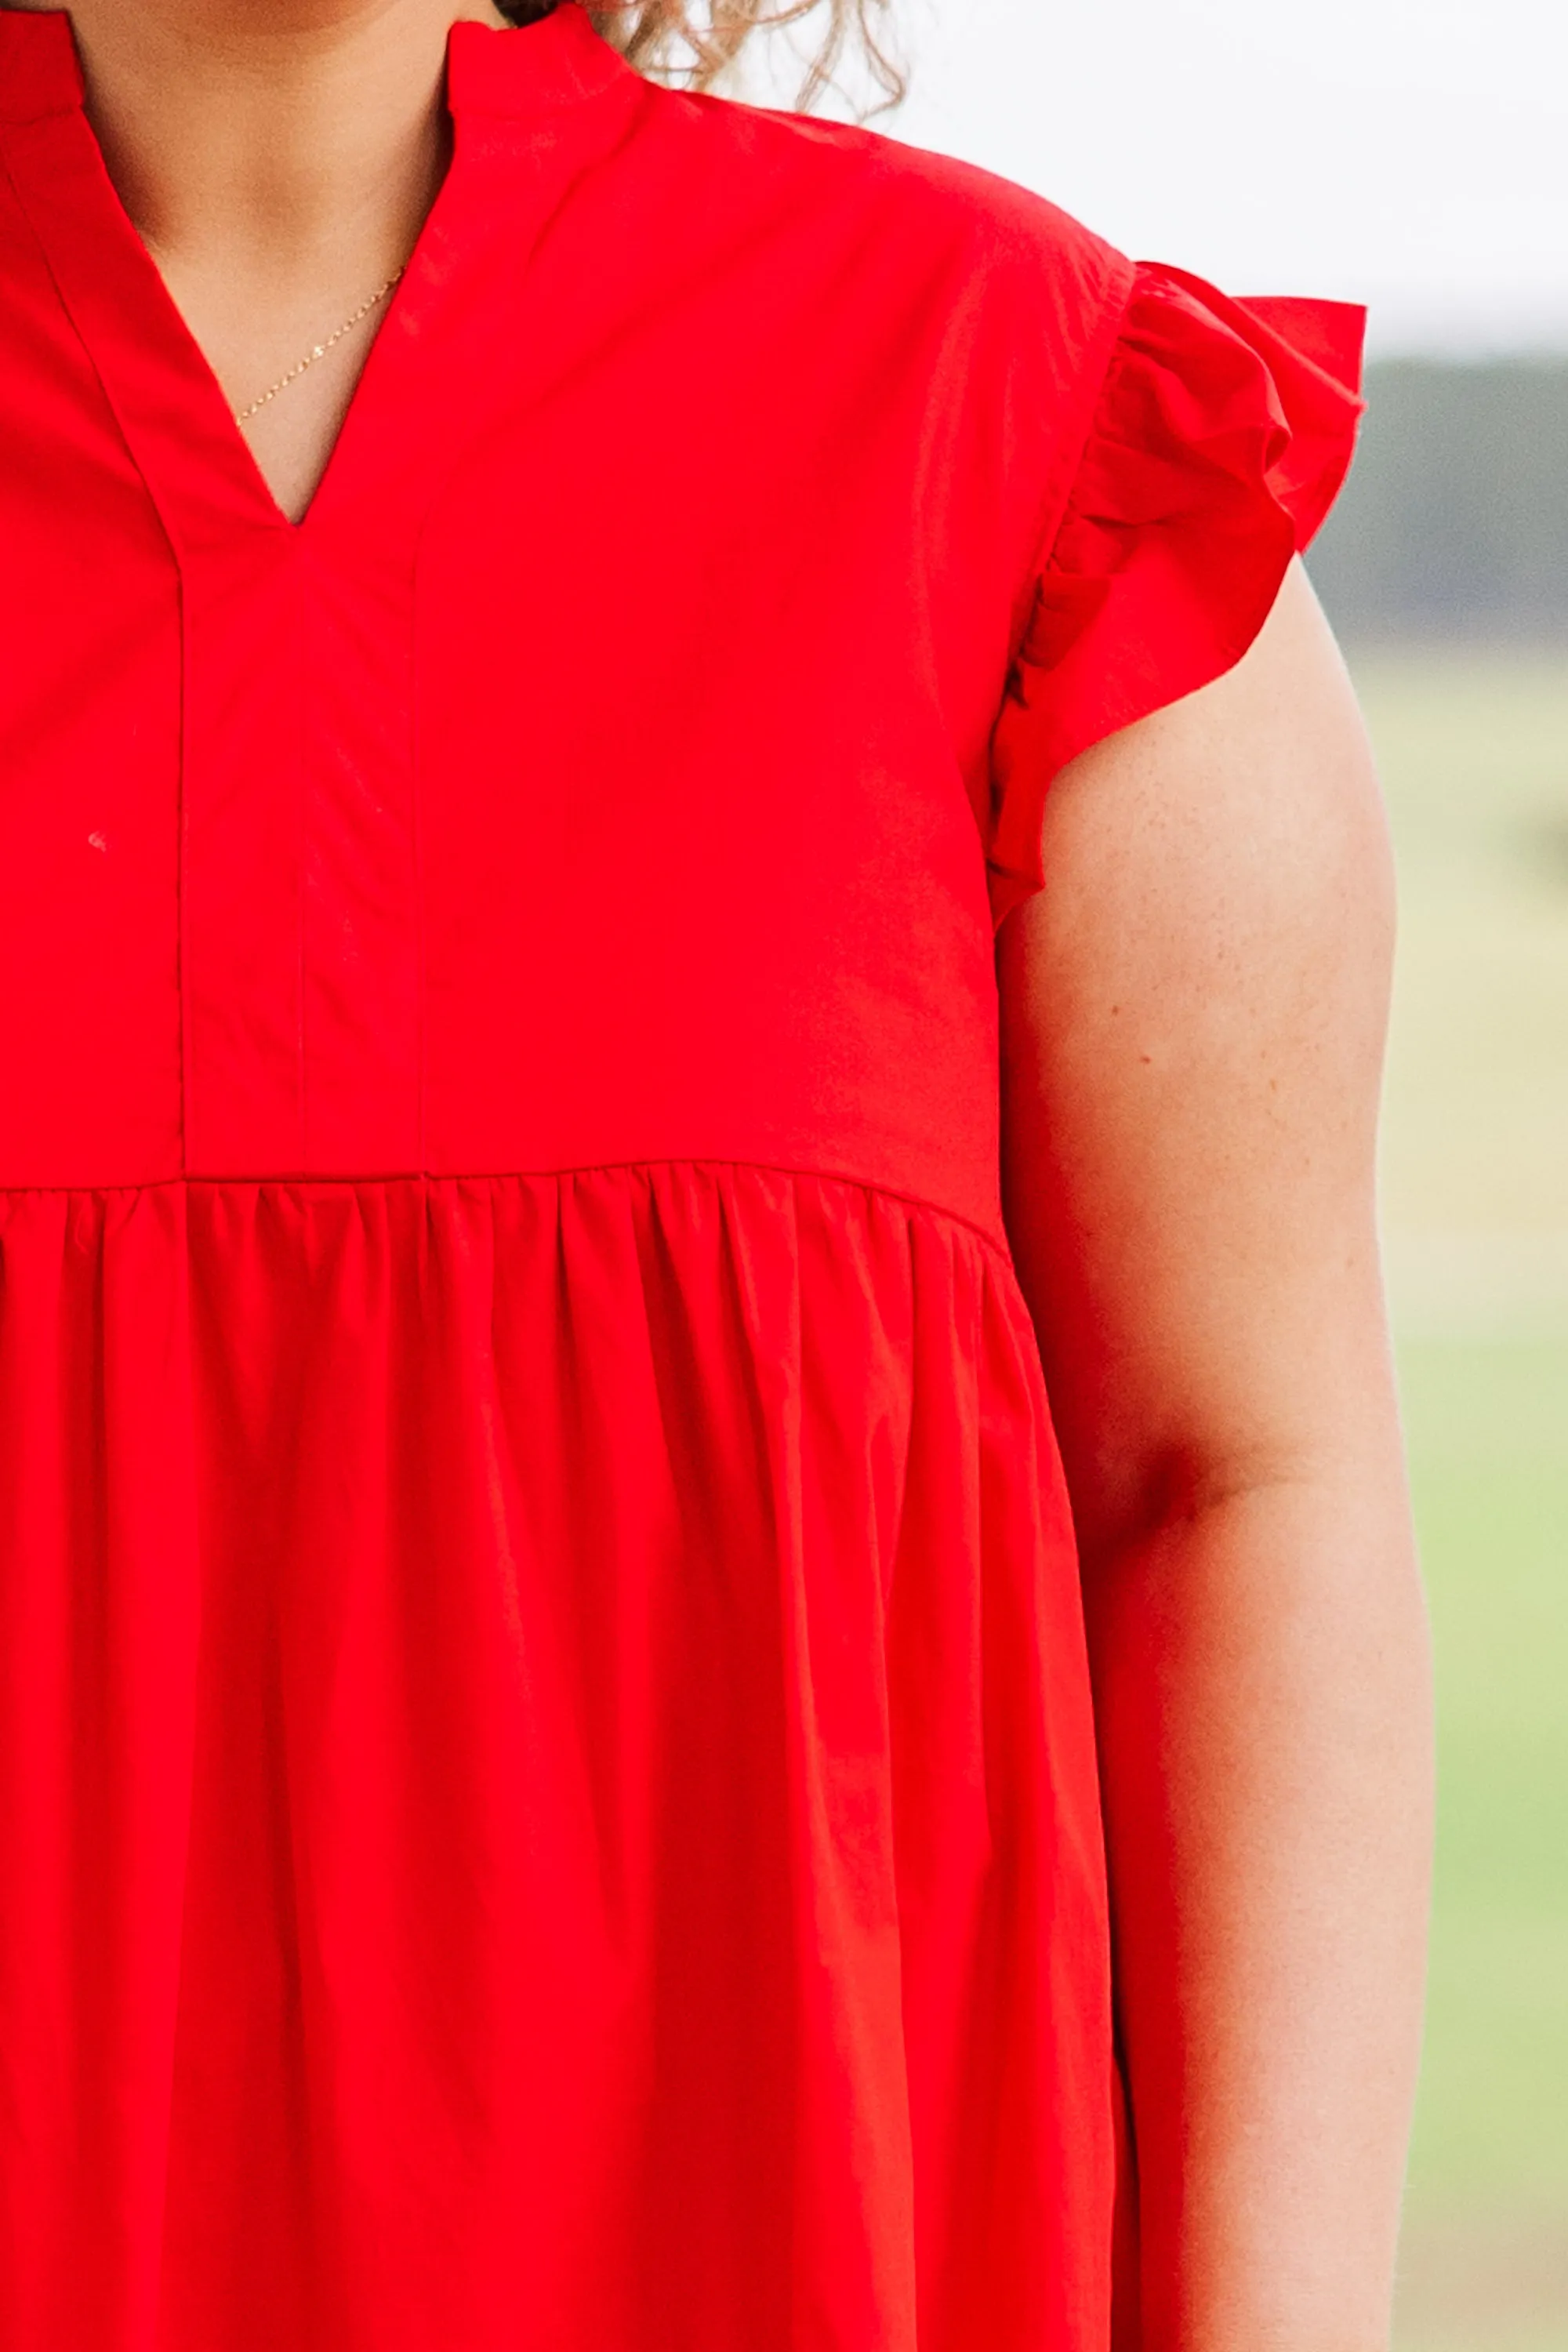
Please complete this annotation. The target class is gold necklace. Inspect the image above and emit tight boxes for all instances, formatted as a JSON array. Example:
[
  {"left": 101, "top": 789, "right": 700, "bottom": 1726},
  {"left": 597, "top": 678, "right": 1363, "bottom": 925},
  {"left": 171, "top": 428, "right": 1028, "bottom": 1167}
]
[{"left": 233, "top": 266, "right": 406, "bottom": 424}]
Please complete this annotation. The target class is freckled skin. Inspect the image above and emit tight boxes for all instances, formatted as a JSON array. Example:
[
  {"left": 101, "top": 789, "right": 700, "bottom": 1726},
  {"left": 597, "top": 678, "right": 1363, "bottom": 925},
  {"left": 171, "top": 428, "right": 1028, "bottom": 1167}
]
[{"left": 1000, "top": 560, "right": 1432, "bottom": 2349}]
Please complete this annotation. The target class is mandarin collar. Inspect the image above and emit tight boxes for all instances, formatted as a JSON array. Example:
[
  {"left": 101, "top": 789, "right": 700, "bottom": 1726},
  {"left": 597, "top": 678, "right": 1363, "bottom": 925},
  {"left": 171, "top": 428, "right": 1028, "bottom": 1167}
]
[{"left": 0, "top": 2, "right": 635, "bottom": 126}]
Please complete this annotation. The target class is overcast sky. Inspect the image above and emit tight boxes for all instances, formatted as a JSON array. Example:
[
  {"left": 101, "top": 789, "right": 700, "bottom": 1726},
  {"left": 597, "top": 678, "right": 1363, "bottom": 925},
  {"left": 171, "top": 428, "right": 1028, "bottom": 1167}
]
[{"left": 748, "top": 0, "right": 1568, "bottom": 356}]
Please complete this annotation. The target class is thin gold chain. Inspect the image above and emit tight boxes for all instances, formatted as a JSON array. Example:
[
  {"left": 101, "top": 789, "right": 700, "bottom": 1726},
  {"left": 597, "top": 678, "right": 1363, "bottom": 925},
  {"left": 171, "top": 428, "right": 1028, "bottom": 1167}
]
[{"left": 232, "top": 267, "right": 406, "bottom": 425}]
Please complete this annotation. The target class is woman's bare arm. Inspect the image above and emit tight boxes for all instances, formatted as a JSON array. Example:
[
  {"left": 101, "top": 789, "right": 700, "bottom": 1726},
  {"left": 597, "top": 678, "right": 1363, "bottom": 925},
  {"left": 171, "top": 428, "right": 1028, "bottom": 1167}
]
[{"left": 997, "top": 559, "right": 1434, "bottom": 2350}]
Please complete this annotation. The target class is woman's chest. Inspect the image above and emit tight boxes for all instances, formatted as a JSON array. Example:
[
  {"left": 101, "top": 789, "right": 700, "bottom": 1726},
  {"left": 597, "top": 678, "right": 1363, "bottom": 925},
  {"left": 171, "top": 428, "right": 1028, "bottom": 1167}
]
[{"left": 0, "top": 325, "right": 1013, "bottom": 1236}]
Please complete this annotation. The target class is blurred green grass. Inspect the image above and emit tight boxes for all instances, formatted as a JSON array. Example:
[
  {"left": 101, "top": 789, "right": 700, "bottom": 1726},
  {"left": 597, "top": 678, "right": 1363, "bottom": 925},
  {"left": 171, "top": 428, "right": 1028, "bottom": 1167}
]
[
  {"left": 1394, "top": 1338, "right": 1568, "bottom": 2350},
  {"left": 1346, "top": 651, "right": 1568, "bottom": 2350}
]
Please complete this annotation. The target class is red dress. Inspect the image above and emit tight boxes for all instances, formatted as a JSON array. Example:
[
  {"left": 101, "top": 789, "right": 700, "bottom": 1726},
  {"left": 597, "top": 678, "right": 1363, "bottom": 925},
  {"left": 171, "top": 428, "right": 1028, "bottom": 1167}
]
[{"left": 0, "top": 6, "right": 1363, "bottom": 2346}]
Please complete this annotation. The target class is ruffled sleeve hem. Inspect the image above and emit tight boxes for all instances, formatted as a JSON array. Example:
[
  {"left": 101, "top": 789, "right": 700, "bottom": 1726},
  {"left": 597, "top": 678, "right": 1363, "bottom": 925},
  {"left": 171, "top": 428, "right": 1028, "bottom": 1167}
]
[{"left": 985, "top": 262, "right": 1367, "bottom": 930}]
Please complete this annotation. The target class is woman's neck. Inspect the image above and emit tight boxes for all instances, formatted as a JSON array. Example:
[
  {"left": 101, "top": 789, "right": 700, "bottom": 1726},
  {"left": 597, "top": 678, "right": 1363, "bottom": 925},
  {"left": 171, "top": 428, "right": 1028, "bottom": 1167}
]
[
  {"left": 7, "top": 1, "right": 509, "bottom": 278},
  {"left": 5, "top": 0, "right": 514, "bottom": 519}
]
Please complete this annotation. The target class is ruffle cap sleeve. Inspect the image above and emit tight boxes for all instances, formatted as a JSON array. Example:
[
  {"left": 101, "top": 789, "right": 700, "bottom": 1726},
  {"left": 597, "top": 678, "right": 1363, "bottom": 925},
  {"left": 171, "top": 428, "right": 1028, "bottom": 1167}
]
[{"left": 985, "top": 262, "right": 1367, "bottom": 929}]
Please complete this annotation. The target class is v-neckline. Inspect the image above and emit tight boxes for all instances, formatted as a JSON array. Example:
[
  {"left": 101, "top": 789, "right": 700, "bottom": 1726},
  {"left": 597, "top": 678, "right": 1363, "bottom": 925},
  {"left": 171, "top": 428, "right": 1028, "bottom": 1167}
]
[
  {"left": 95, "top": 123, "right": 463, "bottom": 541},
  {"left": 0, "top": 4, "right": 640, "bottom": 549}
]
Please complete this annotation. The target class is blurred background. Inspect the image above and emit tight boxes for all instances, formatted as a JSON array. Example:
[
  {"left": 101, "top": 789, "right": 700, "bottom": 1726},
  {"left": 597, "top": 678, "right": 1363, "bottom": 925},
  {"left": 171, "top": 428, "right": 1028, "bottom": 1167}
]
[{"left": 735, "top": 3, "right": 1568, "bottom": 2342}]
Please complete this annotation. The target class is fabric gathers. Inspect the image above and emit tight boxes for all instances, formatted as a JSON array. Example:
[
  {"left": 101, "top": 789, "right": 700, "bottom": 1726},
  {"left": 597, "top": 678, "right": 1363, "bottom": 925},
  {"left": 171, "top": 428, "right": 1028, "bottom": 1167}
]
[{"left": 0, "top": 1164, "right": 1100, "bottom": 2348}]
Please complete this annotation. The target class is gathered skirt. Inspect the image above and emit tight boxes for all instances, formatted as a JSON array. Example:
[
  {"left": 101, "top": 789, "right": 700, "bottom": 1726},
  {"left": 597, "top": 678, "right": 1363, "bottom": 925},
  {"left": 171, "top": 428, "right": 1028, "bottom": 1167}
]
[{"left": 0, "top": 1160, "right": 1116, "bottom": 2349}]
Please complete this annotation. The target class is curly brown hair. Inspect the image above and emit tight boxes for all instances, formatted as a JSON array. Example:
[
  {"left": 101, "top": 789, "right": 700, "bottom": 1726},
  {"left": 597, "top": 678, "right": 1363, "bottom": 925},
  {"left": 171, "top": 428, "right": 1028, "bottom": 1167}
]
[{"left": 496, "top": 0, "right": 905, "bottom": 116}]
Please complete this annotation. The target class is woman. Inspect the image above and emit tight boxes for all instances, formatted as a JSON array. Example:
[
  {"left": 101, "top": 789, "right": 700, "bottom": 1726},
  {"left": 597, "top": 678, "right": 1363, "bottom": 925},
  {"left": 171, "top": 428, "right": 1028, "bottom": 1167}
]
[{"left": 0, "top": 1, "right": 1432, "bottom": 2346}]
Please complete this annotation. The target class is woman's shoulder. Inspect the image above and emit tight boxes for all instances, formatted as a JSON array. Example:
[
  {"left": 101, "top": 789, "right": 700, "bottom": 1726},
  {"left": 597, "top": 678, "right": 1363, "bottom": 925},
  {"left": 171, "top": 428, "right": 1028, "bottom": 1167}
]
[{"left": 634, "top": 77, "right": 1135, "bottom": 343}]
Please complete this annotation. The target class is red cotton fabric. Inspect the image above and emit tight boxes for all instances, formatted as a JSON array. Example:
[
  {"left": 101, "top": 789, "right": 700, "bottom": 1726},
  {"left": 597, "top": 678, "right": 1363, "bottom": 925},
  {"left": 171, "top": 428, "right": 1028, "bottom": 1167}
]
[{"left": 0, "top": 6, "right": 1365, "bottom": 2347}]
